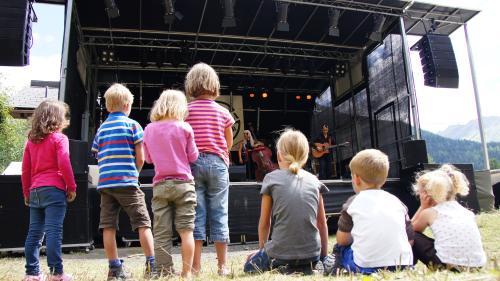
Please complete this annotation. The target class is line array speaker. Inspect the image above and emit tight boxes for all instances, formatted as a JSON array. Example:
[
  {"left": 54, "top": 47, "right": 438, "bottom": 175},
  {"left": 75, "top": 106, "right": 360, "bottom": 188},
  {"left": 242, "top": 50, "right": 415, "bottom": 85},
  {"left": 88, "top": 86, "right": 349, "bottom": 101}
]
[
  {"left": 411, "top": 34, "right": 459, "bottom": 88},
  {"left": 0, "top": 0, "right": 33, "bottom": 66}
]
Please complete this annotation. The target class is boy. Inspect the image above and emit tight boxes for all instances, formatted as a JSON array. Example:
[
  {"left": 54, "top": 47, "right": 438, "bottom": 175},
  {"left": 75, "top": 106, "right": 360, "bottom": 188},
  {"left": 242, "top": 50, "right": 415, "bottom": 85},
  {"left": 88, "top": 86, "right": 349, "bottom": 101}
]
[
  {"left": 324, "top": 149, "right": 413, "bottom": 275},
  {"left": 92, "top": 84, "right": 155, "bottom": 280}
]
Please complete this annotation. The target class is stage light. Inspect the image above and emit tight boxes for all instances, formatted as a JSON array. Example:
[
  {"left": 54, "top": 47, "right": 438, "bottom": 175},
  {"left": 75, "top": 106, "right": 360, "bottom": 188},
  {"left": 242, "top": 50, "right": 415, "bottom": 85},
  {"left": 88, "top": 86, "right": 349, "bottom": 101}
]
[
  {"left": 221, "top": 0, "right": 236, "bottom": 28},
  {"left": 249, "top": 92, "right": 255, "bottom": 98},
  {"left": 101, "top": 49, "right": 115, "bottom": 64},
  {"left": 306, "top": 94, "right": 312, "bottom": 100},
  {"left": 331, "top": 62, "right": 347, "bottom": 77},
  {"left": 104, "top": 0, "right": 119, "bottom": 18},
  {"left": 276, "top": 2, "right": 289, "bottom": 32},
  {"left": 369, "top": 15, "right": 386, "bottom": 42},
  {"left": 328, "top": 8, "right": 341, "bottom": 37},
  {"left": 295, "top": 95, "right": 301, "bottom": 100},
  {"left": 164, "top": 0, "right": 183, "bottom": 25},
  {"left": 261, "top": 92, "right": 268, "bottom": 99}
]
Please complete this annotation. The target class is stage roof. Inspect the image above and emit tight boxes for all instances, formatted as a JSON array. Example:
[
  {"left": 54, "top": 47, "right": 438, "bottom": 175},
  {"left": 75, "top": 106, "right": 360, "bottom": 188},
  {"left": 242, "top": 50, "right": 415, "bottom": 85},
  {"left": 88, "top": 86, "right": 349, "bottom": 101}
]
[{"left": 56, "top": 0, "right": 479, "bottom": 95}]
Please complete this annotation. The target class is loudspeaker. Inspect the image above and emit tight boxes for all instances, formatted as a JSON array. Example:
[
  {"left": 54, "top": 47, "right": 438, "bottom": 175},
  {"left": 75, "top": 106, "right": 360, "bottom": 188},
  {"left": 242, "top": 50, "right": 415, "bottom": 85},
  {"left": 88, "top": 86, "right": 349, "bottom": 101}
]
[
  {"left": 411, "top": 34, "right": 459, "bottom": 88},
  {"left": 403, "top": 140, "right": 428, "bottom": 168},
  {"left": 69, "top": 139, "right": 89, "bottom": 175},
  {"left": 229, "top": 165, "right": 247, "bottom": 181},
  {"left": 0, "top": 0, "right": 33, "bottom": 66}
]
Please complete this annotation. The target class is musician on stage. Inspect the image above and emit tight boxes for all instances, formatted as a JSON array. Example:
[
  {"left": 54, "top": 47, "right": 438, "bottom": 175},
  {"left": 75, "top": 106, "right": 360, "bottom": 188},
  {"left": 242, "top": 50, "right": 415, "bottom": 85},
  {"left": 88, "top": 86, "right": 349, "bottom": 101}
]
[{"left": 313, "top": 124, "right": 333, "bottom": 180}]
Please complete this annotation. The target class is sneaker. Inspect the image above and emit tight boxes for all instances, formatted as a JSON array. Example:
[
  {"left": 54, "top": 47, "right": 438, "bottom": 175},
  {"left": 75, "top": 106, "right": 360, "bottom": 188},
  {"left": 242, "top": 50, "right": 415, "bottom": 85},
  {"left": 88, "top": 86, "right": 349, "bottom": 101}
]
[
  {"left": 217, "top": 267, "right": 230, "bottom": 277},
  {"left": 107, "top": 263, "right": 131, "bottom": 281},
  {"left": 143, "top": 261, "right": 159, "bottom": 279},
  {"left": 322, "top": 254, "right": 340, "bottom": 276},
  {"left": 48, "top": 273, "right": 73, "bottom": 281},
  {"left": 23, "top": 273, "right": 47, "bottom": 281}
]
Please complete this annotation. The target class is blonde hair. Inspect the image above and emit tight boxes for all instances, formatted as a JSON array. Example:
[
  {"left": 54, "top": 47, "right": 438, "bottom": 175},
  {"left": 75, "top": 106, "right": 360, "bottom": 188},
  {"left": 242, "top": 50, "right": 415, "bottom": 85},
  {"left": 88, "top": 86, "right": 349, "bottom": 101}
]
[
  {"left": 150, "top": 90, "right": 188, "bottom": 122},
  {"left": 28, "top": 100, "right": 69, "bottom": 143},
  {"left": 243, "top": 130, "right": 255, "bottom": 147},
  {"left": 349, "top": 149, "right": 389, "bottom": 186},
  {"left": 276, "top": 129, "right": 309, "bottom": 174},
  {"left": 104, "top": 83, "right": 134, "bottom": 112},
  {"left": 414, "top": 164, "right": 469, "bottom": 203},
  {"left": 184, "top": 63, "right": 220, "bottom": 98}
]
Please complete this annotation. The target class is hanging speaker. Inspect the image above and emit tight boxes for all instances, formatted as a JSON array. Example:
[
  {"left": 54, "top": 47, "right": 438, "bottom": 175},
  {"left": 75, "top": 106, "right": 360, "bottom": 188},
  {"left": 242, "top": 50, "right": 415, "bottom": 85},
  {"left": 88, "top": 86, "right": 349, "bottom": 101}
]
[
  {"left": 0, "top": 0, "right": 33, "bottom": 66},
  {"left": 411, "top": 34, "right": 459, "bottom": 88}
]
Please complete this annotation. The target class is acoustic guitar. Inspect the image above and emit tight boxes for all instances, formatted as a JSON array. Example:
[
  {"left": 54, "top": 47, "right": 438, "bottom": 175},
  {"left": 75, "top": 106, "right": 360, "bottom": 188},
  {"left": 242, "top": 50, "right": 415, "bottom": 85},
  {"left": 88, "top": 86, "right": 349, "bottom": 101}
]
[{"left": 311, "top": 142, "right": 349, "bottom": 159}]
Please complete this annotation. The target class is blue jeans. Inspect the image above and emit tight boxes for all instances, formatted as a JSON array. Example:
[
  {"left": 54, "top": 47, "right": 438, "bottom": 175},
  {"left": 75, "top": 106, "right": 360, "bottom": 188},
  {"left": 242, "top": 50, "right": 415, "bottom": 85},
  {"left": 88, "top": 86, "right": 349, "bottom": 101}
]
[
  {"left": 244, "top": 249, "right": 319, "bottom": 274},
  {"left": 336, "top": 244, "right": 411, "bottom": 274},
  {"left": 25, "top": 186, "right": 67, "bottom": 275},
  {"left": 191, "top": 153, "right": 230, "bottom": 242}
]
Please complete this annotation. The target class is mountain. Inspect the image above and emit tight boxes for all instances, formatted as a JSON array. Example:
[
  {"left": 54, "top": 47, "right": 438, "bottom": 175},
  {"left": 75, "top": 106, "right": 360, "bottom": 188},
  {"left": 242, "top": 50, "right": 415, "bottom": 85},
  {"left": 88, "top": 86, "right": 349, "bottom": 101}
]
[
  {"left": 437, "top": 116, "right": 500, "bottom": 142},
  {"left": 422, "top": 130, "right": 500, "bottom": 170}
]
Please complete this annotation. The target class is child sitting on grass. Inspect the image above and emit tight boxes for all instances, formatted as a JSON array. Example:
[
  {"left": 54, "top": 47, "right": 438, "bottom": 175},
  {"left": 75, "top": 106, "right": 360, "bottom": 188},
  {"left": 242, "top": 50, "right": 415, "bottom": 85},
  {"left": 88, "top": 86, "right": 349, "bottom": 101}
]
[
  {"left": 324, "top": 149, "right": 414, "bottom": 275},
  {"left": 244, "top": 129, "right": 329, "bottom": 274},
  {"left": 411, "top": 164, "right": 486, "bottom": 270}
]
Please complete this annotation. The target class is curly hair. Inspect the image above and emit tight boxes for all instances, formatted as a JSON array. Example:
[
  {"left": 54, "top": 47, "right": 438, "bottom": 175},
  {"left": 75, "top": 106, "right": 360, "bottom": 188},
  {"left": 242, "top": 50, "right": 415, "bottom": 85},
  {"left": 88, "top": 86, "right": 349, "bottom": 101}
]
[
  {"left": 413, "top": 164, "right": 469, "bottom": 203},
  {"left": 28, "top": 100, "right": 69, "bottom": 143}
]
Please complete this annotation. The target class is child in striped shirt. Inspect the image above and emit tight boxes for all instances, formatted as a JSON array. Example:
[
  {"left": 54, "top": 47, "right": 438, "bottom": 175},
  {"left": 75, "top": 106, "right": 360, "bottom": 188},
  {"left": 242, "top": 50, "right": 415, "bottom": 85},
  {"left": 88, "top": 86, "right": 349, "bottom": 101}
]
[
  {"left": 184, "top": 63, "right": 235, "bottom": 276},
  {"left": 91, "top": 83, "right": 155, "bottom": 280}
]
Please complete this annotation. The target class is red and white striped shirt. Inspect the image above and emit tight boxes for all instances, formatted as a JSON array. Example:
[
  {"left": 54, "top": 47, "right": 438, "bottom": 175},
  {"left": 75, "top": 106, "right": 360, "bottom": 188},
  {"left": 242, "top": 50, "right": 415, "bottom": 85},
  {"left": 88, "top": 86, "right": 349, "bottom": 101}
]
[{"left": 186, "top": 99, "right": 234, "bottom": 166}]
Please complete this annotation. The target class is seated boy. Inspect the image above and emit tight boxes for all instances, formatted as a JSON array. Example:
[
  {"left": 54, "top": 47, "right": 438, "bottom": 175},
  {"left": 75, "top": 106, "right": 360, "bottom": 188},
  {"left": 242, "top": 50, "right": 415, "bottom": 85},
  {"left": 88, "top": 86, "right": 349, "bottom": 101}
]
[
  {"left": 92, "top": 83, "right": 155, "bottom": 280},
  {"left": 325, "top": 149, "right": 414, "bottom": 275}
]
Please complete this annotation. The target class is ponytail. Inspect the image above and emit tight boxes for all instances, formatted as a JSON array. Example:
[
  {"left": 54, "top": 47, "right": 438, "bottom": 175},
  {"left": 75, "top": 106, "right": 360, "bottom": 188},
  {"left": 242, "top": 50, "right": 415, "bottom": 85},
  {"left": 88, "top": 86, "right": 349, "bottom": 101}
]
[
  {"left": 289, "top": 162, "right": 301, "bottom": 174},
  {"left": 440, "top": 164, "right": 469, "bottom": 197}
]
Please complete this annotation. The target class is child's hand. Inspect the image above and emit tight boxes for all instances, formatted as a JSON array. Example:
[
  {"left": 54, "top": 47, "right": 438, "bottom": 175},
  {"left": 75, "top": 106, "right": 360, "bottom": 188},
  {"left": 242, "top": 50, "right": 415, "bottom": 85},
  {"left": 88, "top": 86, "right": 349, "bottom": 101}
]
[
  {"left": 419, "top": 190, "right": 436, "bottom": 209},
  {"left": 24, "top": 196, "right": 29, "bottom": 206},
  {"left": 66, "top": 191, "right": 77, "bottom": 202}
]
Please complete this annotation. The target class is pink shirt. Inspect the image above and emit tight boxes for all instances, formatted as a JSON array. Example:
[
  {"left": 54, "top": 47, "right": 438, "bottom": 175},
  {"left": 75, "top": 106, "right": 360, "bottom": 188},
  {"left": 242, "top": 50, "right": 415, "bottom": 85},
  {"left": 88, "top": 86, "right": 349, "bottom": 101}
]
[
  {"left": 185, "top": 99, "right": 235, "bottom": 165},
  {"left": 21, "top": 132, "right": 77, "bottom": 198},
  {"left": 143, "top": 120, "right": 199, "bottom": 185}
]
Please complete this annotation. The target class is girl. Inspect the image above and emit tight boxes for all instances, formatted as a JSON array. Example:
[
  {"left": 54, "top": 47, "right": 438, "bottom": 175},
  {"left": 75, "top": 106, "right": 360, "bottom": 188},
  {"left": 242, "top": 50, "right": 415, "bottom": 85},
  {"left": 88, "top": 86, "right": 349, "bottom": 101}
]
[
  {"left": 184, "top": 63, "right": 234, "bottom": 276},
  {"left": 238, "top": 130, "right": 255, "bottom": 180},
  {"left": 244, "top": 129, "right": 329, "bottom": 274},
  {"left": 21, "top": 100, "right": 77, "bottom": 281},
  {"left": 411, "top": 164, "right": 487, "bottom": 270},
  {"left": 143, "top": 90, "right": 198, "bottom": 278}
]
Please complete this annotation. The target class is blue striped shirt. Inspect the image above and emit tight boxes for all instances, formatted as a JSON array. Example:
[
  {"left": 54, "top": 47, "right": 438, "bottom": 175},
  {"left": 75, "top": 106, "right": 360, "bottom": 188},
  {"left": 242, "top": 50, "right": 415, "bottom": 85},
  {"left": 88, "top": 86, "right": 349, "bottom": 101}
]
[{"left": 91, "top": 112, "right": 143, "bottom": 189}]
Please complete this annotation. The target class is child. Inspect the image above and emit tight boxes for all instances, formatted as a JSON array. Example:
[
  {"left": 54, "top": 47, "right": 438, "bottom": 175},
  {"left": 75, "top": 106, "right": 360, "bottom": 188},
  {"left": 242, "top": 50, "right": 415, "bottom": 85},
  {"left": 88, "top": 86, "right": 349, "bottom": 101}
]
[
  {"left": 325, "top": 149, "right": 413, "bottom": 275},
  {"left": 91, "top": 83, "right": 155, "bottom": 280},
  {"left": 244, "top": 129, "right": 329, "bottom": 274},
  {"left": 184, "top": 63, "right": 234, "bottom": 276},
  {"left": 21, "top": 100, "right": 76, "bottom": 281},
  {"left": 411, "top": 164, "right": 486, "bottom": 270},
  {"left": 143, "top": 90, "right": 198, "bottom": 278}
]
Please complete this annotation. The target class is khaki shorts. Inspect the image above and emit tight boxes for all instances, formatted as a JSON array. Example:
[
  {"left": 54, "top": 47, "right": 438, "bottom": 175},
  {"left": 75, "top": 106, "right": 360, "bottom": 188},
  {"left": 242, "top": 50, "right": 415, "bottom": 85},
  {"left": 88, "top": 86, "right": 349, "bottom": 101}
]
[{"left": 99, "top": 187, "right": 151, "bottom": 231}]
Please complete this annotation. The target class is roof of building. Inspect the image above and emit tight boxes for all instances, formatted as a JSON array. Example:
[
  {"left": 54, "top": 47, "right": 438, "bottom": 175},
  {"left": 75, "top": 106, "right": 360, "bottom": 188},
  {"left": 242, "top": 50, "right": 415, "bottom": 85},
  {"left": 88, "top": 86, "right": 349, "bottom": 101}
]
[{"left": 9, "top": 81, "right": 60, "bottom": 109}]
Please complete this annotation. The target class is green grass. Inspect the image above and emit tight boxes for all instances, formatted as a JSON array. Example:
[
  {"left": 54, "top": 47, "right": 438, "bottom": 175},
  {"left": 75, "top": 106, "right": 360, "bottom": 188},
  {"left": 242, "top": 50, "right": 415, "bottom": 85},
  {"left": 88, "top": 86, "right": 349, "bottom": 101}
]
[{"left": 1, "top": 211, "right": 499, "bottom": 281}]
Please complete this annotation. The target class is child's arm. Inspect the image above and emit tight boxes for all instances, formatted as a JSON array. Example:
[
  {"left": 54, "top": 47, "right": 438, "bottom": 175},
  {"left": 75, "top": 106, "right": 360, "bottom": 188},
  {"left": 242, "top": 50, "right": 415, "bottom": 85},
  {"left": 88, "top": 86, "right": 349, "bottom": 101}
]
[
  {"left": 336, "top": 195, "right": 354, "bottom": 246},
  {"left": 336, "top": 231, "right": 353, "bottom": 246},
  {"left": 55, "top": 135, "right": 77, "bottom": 201},
  {"left": 238, "top": 142, "right": 244, "bottom": 164},
  {"left": 186, "top": 126, "right": 199, "bottom": 163},
  {"left": 317, "top": 194, "right": 329, "bottom": 258},
  {"left": 258, "top": 194, "right": 273, "bottom": 249},
  {"left": 411, "top": 190, "right": 437, "bottom": 232},
  {"left": 143, "top": 141, "right": 152, "bottom": 164},
  {"left": 21, "top": 144, "right": 31, "bottom": 205},
  {"left": 135, "top": 142, "right": 145, "bottom": 172},
  {"left": 224, "top": 126, "right": 233, "bottom": 152}
]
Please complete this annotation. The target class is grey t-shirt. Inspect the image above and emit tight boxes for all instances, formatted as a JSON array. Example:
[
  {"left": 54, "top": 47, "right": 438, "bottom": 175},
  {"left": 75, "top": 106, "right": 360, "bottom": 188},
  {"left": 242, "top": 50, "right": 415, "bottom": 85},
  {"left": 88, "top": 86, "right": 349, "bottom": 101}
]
[{"left": 261, "top": 169, "right": 328, "bottom": 260}]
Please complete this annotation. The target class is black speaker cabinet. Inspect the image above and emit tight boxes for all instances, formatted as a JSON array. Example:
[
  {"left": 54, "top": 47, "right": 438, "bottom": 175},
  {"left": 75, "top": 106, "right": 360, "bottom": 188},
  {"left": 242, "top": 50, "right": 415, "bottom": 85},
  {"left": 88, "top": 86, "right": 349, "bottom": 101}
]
[
  {"left": 400, "top": 163, "right": 480, "bottom": 213},
  {"left": 69, "top": 139, "right": 88, "bottom": 175},
  {"left": 229, "top": 165, "right": 247, "bottom": 182},
  {"left": 0, "top": 0, "right": 33, "bottom": 66},
  {"left": 403, "top": 140, "right": 428, "bottom": 168},
  {"left": 411, "top": 34, "right": 459, "bottom": 88}
]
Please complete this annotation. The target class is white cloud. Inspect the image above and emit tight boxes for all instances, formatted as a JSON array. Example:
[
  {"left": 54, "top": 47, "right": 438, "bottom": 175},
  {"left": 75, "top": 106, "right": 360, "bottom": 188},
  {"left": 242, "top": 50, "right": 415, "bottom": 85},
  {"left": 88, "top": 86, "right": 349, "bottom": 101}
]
[{"left": 0, "top": 54, "right": 61, "bottom": 91}]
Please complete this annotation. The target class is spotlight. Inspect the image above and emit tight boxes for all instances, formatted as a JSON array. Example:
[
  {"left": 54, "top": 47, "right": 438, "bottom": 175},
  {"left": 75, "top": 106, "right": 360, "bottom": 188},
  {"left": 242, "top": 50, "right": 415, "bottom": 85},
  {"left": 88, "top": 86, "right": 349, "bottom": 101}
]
[
  {"left": 100, "top": 48, "right": 115, "bottom": 64},
  {"left": 369, "top": 15, "right": 386, "bottom": 42},
  {"left": 249, "top": 92, "right": 255, "bottom": 98},
  {"left": 328, "top": 8, "right": 341, "bottom": 37},
  {"left": 221, "top": 0, "right": 236, "bottom": 28},
  {"left": 276, "top": 2, "right": 289, "bottom": 32},
  {"left": 164, "top": 0, "right": 183, "bottom": 25},
  {"left": 306, "top": 95, "right": 312, "bottom": 100},
  {"left": 104, "top": 0, "right": 119, "bottom": 18},
  {"left": 261, "top": 92, "right": 268, "bottom": 99},
  {"left": 332, "top": 62, "right": 347, "bottom": 77},
  {"left": 295, "top": 95, "right": 301, "bottom": 100}
]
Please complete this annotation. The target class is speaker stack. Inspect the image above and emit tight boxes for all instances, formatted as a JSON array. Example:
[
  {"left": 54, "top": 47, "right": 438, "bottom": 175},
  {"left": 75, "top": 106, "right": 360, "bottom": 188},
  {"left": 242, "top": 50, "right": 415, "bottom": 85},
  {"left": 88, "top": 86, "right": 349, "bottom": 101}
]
[
  {"left": 411, "top": 34, "right": 459, "bottom": 88},
  {"left": 0, "top": 0, "right": 33, "bottom": 66}
]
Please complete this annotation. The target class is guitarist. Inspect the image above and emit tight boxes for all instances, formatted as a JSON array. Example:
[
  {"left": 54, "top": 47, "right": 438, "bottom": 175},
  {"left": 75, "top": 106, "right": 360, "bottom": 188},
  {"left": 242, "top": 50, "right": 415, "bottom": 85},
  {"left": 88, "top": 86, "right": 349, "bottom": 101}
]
[{"left": 313, "top": 124, "right": 333, "bottom": 180}]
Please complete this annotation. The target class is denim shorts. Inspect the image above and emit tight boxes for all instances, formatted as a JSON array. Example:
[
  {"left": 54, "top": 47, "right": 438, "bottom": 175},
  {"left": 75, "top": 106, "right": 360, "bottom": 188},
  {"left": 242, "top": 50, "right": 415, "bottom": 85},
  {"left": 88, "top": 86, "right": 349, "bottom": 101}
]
[
  {"left": 244, "top": 249, "right": 319, "bottom": 274},
  {"left": 190, "top": 153, "right": 230, "bottom": 242}
]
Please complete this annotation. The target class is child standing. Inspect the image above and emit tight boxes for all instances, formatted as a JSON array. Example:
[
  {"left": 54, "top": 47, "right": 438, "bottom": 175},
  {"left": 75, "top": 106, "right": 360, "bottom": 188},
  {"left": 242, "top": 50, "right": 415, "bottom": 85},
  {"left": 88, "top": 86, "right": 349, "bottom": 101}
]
[
  {"left": 411, "top": 164, "right": 486, "bottom": 270},
  {"left": 91, "top": 84, "right": 155, "bottom": 280},
  {"left": 244, "top": 129, "right": 329, "bottom": 274},
  {"left": 143, "top": 90, "right": 198, "bottom": 277},
  {"left": 325, "top": 149, "right": 413, "bottom": 275},
  {"left": 21, "top": 100, "right": 76, "bottom": 281},
  {"left": 184, "top": 63, "right": 234, "bottom": 276}
]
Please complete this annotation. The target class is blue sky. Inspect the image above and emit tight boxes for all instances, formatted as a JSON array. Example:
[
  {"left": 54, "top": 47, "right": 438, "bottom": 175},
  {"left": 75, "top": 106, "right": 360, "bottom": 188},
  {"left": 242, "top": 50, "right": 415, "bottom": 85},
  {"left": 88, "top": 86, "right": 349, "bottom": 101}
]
[{"left": 1, "top": 1, "right": 499, "bottom": 134}]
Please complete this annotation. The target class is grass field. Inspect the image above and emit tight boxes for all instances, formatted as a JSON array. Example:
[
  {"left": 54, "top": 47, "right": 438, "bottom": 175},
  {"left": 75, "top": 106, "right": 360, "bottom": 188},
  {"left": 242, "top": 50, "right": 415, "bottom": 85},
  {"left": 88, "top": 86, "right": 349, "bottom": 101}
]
[{"left": 0, "top": 211, "right": 499, "bottom": 281}]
